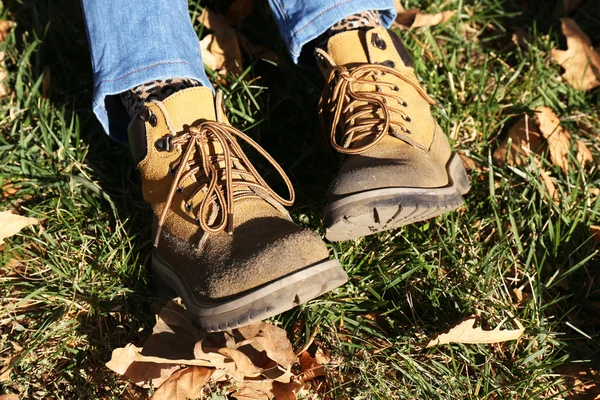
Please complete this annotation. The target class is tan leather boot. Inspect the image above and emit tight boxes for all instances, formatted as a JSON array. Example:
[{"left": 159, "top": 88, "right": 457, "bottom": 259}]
[
  {"left": 128, "top": 87, "right": 347, "bottom": 331},
  {"left": 316, "top": 27, "right": 470, "bottom": 241}
]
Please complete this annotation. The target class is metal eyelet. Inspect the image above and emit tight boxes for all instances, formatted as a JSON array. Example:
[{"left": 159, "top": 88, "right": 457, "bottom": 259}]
[
  {"left": 168, "top": 165, "right": 176, "bottom": 175},
  {"left": 185, "top": 203, "right": 192, "bottom": 211},
  {"left": 393, "top": 85, "right": 399, "bottom": 92},
  {"left": 381, "top": 60, "right": 395, "bottom": 68},
  {"left": 155, "top": 135, "right": 174, "bottom": 152},
  {"left": 372, "top": 33, "right": 387, "bottom": 50},
  {"left": 399, "top": 100, "right": 407, "bottom": 107},
  {"left": 315, "top": 51, "right": 328, "bottom": 69},
  {"left": 139, "top": 107, "right": 158, "bottom": 127},
  {"left": 176, "top": 186, "right": 184, "bottom": 194},
  {"left": 401, "top": 126, "right": 411, "bottom": 134},
  {"left": 402, "top": 115, "right": 411, "bottom": 122}
]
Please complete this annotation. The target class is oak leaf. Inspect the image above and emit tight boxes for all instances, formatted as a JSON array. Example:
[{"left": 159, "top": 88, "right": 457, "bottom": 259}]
[
  {"left": 493, "top": 116, "right": 546, "bottom": 167},
  {"left": 149, "top": 366, "right": 213, "bottom": 400},
  {"left": 426, "top": 315, "right": 524, "bottom": 347},
  {"left": 394, "top": 8, "right": 455, "bottom": 29},
  {"left": 0, "top": 211, "right": 38, "bottom": 244},
  {"left": 198, "top": 9, "right": 243, "bottom": 74},
  {"left": 551, "top": 18, "right": 600, "bottom": 91}
]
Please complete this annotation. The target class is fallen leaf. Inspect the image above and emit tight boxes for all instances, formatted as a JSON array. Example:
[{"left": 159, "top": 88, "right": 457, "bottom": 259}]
[
  {"left": 198, "top": 9, "right": 243, "bottom": 74},
  {"left": 0, "top": 211, "right": 38, "bottom": 244},
  {"left": 105, "top": 345, "right": 181, "bottom": 388},
  {"left": 0, "top": 395, "right": 19, "bottom": 400},
  {"left": 149, "top": 366, "right": 213, "bottom": 400},
  {"left": 0, "top": 20, "right": 14, "bottom": 42},
  {"left": 426, "top": 315, "right": 525, "bottom": 347},
  {"left": 493, "top": 116, "right": 546, "bottom": 167},
  {"left": 591, "top": 226, "right": 600, "bottom": 243},
  {"left": 107, "top": 300, "right": 298, "bottom": 395},
  {"left": 394, "top": 8, "right": 456, "bottom": 29},
  {"left": 230, "top": 380, "right": 302, "bottom": 400},
  {"left": 551, "top": 18, "right": 600, "bottom": 91},
  {"left": 535, "top": 106, "right": 572, "bottom": 173},
  {"left": 226, "top": 0, "right": 254, "bottom": 23},
  {"left": 556, "top": 366, "right": 600, "bottom": 398},
  {"left": 575, "top": 139, "right": 593, "bottom": 166}
]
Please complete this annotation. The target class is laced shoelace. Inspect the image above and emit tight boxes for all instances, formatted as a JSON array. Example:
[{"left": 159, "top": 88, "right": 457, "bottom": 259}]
[
  {"left": 319, "top": 63, "right": 436, "bottom": 155},
  {"left": 153, "top": 92, "right": 294, "bottom": 247}
]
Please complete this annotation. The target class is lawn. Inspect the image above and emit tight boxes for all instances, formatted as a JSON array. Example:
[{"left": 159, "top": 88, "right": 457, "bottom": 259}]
[{"left": 1, "top": 0, "right": 599, "bottom": 398}]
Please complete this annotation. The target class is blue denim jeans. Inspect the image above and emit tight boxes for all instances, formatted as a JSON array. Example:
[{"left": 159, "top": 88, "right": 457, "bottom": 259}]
[{"left": 81, "top": 0, "right": 396, "bottom": 142}]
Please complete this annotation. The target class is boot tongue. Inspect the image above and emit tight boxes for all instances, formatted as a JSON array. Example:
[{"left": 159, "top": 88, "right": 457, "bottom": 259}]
[
  {"left": 324, "top": 29, "right": 370, "bottom": 69},
  {"left": 162, "top": 87, "right": 218, "bottom": 131}
]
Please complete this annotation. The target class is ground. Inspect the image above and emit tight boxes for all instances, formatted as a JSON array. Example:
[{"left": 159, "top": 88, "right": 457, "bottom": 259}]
[{"left": 0, "top": 0, "right": 599, "bottom": 399}]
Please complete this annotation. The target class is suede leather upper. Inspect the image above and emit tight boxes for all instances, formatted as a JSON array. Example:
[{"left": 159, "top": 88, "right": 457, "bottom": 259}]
[
  {"left": 319, "top": 27, "right": 455, "bottom": 198},
  {"left": 129, "top": 87, "right": 329, "bottom": 299}
]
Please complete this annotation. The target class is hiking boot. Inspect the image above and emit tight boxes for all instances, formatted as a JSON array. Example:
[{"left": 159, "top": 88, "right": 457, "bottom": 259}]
[
  {"left": 128, "top": 87, "right": 347, "bottom": 331},
  {"left": 315, "top": 27, "right": 470, "bottom": 241}
]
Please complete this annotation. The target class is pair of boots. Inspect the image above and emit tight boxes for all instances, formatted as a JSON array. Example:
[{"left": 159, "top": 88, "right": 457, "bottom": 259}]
[{"left": 129, "top": 28, "right": 471, "bottom": 331}]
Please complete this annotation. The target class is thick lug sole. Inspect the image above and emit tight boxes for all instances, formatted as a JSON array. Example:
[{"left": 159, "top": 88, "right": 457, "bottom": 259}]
[
  {"left": 324, "top": 153, "right": 471, "bottom": 242},
  {"left": 151, "top": 254, "right": 348, "bottom": 332}
]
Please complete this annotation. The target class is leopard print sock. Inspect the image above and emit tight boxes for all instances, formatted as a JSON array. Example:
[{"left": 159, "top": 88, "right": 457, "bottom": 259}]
[
  {"left": 121, "top": 78, "right": 202, "bottom": 119},
  {"left": 313, "top": 10, "right": 382, "bottom": 51}
]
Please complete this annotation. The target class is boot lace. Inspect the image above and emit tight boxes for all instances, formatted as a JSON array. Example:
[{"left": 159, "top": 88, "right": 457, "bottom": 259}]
[
  {"left": 153, "top": 93, "right": 294, "bottom": 246},
  {"left": 319, "top": 63, "right": 436, "bottom": 155}
]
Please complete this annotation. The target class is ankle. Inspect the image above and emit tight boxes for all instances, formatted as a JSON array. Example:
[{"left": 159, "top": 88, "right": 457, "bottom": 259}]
[
  {"left": 121, "top": 78, "right": 202, "bottom": 119},
  {"left": 313, "top": 10, "right": 382, "bottom": 53}
]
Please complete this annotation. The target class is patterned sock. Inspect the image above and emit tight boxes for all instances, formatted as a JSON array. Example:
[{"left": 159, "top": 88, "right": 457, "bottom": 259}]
[
  {"left": 121, "top": 78, "right": 201, "bottom": 118},
  {"left": 313, "top": 10, "right": 382, "bottom": 51}
]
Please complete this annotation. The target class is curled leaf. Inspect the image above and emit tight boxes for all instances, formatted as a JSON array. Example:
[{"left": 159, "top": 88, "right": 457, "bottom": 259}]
[
  {"left": 551, "top": 18, "right": 600, "bottom": 91},
  {"left": 394, "top": 8, "right": 455, "bottom": 29},
  {"left": 149, "top": 366, "right": 213, "bottom": 400},
  {"left": 426, "top": 315, "right": 525, "bottom": 347},
  {"left": 0, "top": 211, "right": 38, "bottom": 244}
]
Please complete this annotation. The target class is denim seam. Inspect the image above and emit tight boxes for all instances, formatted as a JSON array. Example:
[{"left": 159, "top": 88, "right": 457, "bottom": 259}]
[
  {"left": 289, "top": 0, "right": 392, "bottom": 57},
  {"left": 97, "top": 60, "right": 195, "bottom": 91},
  {"left": 272, "top": 0, "right": 292, "bottom": 47}
]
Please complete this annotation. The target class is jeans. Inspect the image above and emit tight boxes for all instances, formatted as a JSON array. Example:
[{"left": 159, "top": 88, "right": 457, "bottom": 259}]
[{"left": 81, "top": 0, "right": 396, "bottom": 143}]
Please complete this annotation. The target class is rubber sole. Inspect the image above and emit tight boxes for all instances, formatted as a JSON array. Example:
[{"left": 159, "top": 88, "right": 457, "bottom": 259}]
[
  {"left": 324, "top": 153, "right": 471, "bottom": 242},
  {"left": 151, "top": 255, "right": 348, "bottom": 332}
]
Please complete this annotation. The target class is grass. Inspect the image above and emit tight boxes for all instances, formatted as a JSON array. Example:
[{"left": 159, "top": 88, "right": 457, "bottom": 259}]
[{"left": 1, "top": 0, "right": 599, "bottom": 398}]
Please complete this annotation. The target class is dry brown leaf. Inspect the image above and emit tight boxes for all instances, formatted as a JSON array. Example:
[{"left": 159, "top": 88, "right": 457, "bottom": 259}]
[
  {"left": 394, "top": 8, "right": 455, "bottom": 29},
  {"left": 231, "top": 380, "right": 302, "bottom": 400},
  {"left": 590, "top": 225, "right": 600, "bottom": 243},
  {"left": 105, "top": 345, "right": 182, "bottom": 388},
  {"left": 0, "top": 353, "right": 19, "bottom": 383},
  {"left": 535, "top": 106, "right": 572, "bottom": 173},
  {"left": 0, "top": 211, "right": 38, "bottom": 244},
  {"left": 226, "top": 0, "right": 254, "bottom": 23},
  {"left": 198, "top": 9, "right": 243, "bottom": 74},
  {"left": 538, "top": 165, "right": 558, "bottom": 203},
  {"left": 551, "top": 18, "right": 600, "bottom": 91},
  {"left": 0, "top": 395, "right": 19, "bottom": 400},
  {"left": 426, "top": 315, "right": 524, "bottom": 347},
  {"left": 556, "top": 366, "right": 600, "bottom": 398},
  {"left": 493, "top": 116, "right": 546, "bottom": 167},
  {"left": 575, "top": 139, "right": 593, "bottom": 166},
  {"left": 149, "top": 366, "right": 213, "bottom": 400},
  {"left": 107, "top": 300, "right": 298, "bottom": 396},
  {"left": 0, "top": 20, "right": 14, "bottom": 42}
]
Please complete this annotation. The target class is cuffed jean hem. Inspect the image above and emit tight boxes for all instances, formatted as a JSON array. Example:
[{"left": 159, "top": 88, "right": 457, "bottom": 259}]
[
  {"left": 92, "top": 60, "right": 212, "bottom": 144},
  {"left": 269, "top": 0, "right": 396, "bottom": 65}
]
